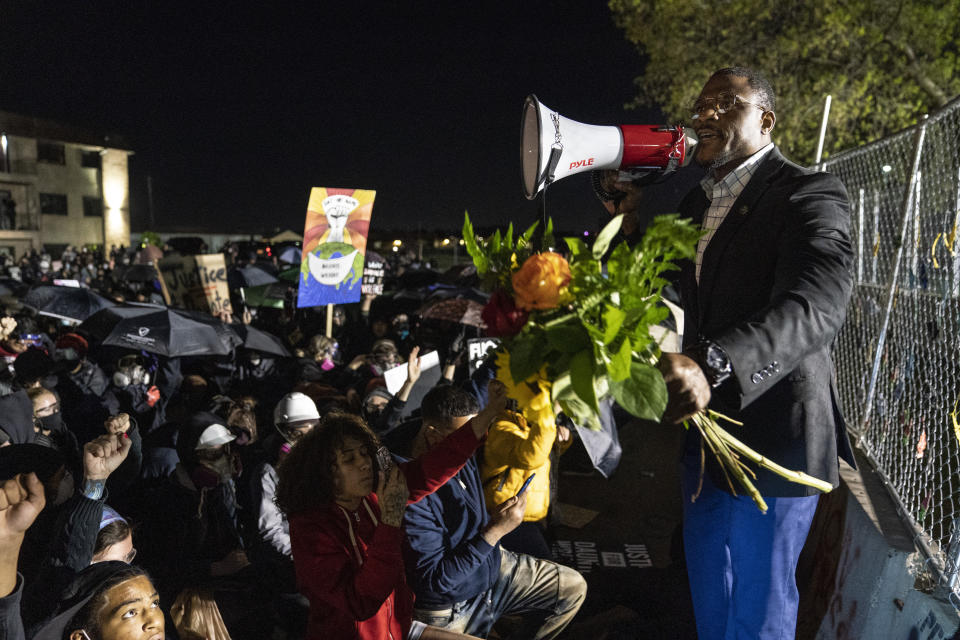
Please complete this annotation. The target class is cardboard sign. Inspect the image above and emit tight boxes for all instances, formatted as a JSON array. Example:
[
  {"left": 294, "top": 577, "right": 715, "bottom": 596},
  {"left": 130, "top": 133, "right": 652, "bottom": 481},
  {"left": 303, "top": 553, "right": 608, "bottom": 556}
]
[
  {"left": 361, "top": 251, "right": 386, "bottom": 296},
  {"left": 298, "top": 187, "right": 375, "bottom": 307},
  {"left": 157, "top": 254, "right": 232, "bottom": 316},
  {"left": 467, "top": 338, "right": 500, "bottom": 374}
]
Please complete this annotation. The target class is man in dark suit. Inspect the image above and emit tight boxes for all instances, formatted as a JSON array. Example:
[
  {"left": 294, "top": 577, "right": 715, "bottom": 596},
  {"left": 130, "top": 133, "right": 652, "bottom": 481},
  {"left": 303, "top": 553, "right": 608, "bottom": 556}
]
[{"left": 645, "top": 67, "right": 856, "bottom": 639}]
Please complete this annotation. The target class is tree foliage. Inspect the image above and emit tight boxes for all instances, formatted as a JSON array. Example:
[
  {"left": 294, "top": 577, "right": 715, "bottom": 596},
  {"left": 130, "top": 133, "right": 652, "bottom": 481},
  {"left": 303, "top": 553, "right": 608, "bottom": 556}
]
[{"left": 608, "top": 0, "right": 960, "bottom": 162}]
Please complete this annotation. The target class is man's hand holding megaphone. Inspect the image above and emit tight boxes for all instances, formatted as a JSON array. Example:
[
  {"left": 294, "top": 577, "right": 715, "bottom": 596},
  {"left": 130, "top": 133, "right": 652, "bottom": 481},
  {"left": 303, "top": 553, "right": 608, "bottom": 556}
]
[{"left": 596, "top": 170, "right": 645, "bottom": 237}]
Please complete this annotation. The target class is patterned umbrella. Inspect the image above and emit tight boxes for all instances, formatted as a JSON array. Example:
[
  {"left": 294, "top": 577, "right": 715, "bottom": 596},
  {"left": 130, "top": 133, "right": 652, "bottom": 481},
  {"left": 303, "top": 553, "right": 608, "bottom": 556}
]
[{"left": 416, "top": 297, "right": 486, "bottom": 328}]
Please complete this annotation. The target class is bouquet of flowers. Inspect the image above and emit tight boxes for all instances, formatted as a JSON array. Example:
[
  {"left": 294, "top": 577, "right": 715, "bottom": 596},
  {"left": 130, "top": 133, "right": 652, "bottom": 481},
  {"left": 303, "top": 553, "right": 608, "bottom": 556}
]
[{"left": 463, "top": 212, "right": 832, "bottom": 512}]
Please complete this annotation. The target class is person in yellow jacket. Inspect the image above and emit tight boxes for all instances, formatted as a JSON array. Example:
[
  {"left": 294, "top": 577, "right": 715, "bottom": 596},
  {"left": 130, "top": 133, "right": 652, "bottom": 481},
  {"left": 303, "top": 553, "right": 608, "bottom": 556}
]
[{"left": 480, "top": 408, "right": 570, "bottom": 559}]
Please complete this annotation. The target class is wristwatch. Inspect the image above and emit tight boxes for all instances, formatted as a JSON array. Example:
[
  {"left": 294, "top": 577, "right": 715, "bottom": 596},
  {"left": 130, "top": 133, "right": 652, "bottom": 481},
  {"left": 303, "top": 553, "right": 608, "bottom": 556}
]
[{"left": 686, "top": 341, "right": 732, "bottom": 388}]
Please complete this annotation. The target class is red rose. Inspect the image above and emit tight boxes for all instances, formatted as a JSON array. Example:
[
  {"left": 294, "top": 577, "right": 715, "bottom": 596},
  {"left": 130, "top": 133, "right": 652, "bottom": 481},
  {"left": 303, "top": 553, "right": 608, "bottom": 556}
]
[{"left": 482, "top": 289, "right": 529, "bottom": 337}]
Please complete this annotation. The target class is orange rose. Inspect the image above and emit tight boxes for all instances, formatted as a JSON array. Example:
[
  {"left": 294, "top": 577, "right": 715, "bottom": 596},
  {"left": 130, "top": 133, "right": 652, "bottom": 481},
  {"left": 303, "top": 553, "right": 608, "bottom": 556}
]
[{"left": 511, "top": 252, "right": 572, "bottom": 310}]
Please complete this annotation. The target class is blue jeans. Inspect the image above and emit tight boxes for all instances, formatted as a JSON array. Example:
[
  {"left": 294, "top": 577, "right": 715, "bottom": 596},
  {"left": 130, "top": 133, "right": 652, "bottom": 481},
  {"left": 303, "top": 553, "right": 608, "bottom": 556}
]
[
  {"left": 413, "top": 549, "right": 587, "bottom": 639},
  {"left": 682, "top": 455, "right": 819, "bottom": 640}
]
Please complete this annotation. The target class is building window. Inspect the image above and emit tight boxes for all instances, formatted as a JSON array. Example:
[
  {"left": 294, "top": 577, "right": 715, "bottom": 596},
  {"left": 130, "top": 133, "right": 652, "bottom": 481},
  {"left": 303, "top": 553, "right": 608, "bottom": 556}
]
[
  {"left": 40, "top": 193, "right": 68, "bottom": 215},
  {"left": 80, "top": 150, "right": 102, "bottom": 170},
  {"left": 37, "top": 142, "right": 66, "bottom": 165},
  {"left": 82, "top": 196, "right": 103, "bottom": 217}
]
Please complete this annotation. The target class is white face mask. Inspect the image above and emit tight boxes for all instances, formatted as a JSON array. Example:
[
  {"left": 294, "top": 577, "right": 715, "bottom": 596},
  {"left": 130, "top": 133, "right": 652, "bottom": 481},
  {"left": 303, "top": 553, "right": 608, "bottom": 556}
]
[{"left": 113, "top": 365, "right": 150, "bottom": 388}]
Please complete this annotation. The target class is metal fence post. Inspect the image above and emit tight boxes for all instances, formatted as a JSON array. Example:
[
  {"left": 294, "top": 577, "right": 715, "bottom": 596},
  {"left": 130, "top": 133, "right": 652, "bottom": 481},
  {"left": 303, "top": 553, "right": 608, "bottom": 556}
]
[
  {"left": 946, "top": 518, "right": 960, "bottom": 590},
  {"left": 857, "top": 117, "right": 928, "bottom": 444}
]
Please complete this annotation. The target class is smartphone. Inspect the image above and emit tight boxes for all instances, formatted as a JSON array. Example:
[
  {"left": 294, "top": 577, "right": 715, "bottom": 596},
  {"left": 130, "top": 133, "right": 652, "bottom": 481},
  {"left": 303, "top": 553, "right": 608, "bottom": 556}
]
[
  {"left": 517, "top": 473, "right": 536, "bottom": 497},
  {"left": 376, "top": 446, "right": 394, "bottom": 476}
]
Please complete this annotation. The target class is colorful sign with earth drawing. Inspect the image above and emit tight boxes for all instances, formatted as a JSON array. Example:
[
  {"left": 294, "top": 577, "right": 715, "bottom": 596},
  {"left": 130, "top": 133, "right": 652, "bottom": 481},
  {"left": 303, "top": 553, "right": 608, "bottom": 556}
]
[{"left": 297, "top": 187, "right": 374, "bottom": 307}]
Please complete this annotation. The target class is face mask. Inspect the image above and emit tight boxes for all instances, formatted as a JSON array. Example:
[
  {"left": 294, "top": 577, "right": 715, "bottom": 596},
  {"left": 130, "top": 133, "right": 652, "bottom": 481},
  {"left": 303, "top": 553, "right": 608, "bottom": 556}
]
[
  {"left": 199, "top": 453, "right": 235, "bottom": 480},
  {"left": 39, "top": 413, "right": 64, "bottom": 433},
  {"left": 54, "top": 347, "right": 78, "bottom": 362},
  {"left": 362, "top": 404, "right": 384, "bottom": 423},
  {"left": 320, "top": 358, "right": 335, "bottom": 371},
  {"left": 248, "top": 355, "right": 262, "bottom": 367},
  {"left": 113, "top": 365, "right": 150, "bottom": 388}
]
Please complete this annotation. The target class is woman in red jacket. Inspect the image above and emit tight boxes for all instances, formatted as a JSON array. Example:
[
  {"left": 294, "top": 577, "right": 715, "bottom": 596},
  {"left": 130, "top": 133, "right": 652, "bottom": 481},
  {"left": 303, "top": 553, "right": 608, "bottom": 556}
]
[{"left": 276, "top": 383, "right": 503, "bottom": 640}]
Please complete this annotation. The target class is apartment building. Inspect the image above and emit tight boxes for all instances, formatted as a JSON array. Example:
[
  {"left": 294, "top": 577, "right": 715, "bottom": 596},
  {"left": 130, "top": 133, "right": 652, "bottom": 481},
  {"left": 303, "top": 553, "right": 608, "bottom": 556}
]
[{"left": 0, "top": 110, "right": 132, "bottom": 259}]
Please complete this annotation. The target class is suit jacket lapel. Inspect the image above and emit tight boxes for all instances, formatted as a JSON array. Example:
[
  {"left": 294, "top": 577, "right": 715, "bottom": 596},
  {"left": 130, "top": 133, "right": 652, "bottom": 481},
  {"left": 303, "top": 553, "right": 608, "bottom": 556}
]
[{"left": 698, "top": 147, "right": 786, "bottom": 325}]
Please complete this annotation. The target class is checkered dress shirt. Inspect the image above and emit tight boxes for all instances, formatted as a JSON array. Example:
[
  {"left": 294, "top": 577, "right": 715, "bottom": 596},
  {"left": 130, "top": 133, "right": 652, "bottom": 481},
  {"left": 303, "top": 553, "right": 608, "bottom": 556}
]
[{"left": 695, "top": 143, "right": 774, "bottom": 283}]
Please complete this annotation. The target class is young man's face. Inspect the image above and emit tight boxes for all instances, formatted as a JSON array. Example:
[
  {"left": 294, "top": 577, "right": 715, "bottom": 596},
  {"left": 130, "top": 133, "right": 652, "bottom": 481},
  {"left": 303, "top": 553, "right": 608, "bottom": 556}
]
[
  {"left": 692, "top": 73, "right": 772, "bottom": 176},
  {"left": 84, "top": 576, "right": 164, "bottom": 640}
]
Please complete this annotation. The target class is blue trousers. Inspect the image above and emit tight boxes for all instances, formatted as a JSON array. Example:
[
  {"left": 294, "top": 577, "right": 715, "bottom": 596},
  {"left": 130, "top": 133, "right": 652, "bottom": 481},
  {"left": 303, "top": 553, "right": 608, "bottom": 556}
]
[{"left": 682, "top": 456, "right": 819, "bottom": 640}]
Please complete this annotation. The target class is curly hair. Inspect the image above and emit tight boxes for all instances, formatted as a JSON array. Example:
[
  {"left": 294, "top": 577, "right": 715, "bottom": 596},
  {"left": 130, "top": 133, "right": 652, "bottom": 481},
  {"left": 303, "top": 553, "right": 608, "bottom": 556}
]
[{"left": 275, "top": 412, "right": 382, "bottom": 515}]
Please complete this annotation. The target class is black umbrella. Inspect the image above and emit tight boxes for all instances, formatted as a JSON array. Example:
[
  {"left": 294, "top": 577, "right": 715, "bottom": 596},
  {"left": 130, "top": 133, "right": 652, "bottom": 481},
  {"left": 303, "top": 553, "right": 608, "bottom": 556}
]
[
  {"left": 23, "top": 285, "right": 116, "bottom": 323},
  {"left": 79, "top": 305, "right": 242, "bottom": 357},
  {"left": 119, "top": 263, "right": 158, "bottom": 283},
  {"left": 233, "top": 265, "right": 279, "bottom": 287},
  {"left": 230, "top": 324, "right": 291, "bottom": 357}
]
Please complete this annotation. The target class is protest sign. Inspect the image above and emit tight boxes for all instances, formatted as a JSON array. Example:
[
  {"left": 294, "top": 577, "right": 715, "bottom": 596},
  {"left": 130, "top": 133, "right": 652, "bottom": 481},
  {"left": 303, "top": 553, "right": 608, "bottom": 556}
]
[
  {"left": 361, "top": 251, "right": 386, "bottom": 296},
  {"left": 297, "top": 187, "right": 375, "bottom": 307},
  {"left": 383, "top": 350, "right": 441, "bottom": 419},
  {"left": 157, "top": 254, "right": 232, "bottom": 316},
  {"left": 467, "top": 337, "right": 499, "bottom": 374}
]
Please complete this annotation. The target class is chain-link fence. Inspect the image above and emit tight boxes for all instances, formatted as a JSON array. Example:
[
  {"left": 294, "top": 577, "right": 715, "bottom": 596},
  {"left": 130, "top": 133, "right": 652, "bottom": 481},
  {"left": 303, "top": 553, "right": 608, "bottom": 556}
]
[{"left": 824, "top": 95, "right": 960, "bottom": 600}]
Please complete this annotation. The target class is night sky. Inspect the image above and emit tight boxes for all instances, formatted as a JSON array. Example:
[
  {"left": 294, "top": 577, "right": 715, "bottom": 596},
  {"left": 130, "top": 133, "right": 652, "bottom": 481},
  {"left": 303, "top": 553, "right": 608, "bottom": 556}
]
[{"left": 1, "top": 2, "right": 701, "bottom": 236}]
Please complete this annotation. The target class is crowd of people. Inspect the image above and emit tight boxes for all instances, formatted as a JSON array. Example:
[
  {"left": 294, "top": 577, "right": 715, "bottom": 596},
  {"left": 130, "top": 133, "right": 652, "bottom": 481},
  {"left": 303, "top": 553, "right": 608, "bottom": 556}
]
[
  {"left": 0, "top": 239, "right": 593, "bottom": 640},
  {"left": 1, "top": 65, "right": 858, "bottom": 640}
]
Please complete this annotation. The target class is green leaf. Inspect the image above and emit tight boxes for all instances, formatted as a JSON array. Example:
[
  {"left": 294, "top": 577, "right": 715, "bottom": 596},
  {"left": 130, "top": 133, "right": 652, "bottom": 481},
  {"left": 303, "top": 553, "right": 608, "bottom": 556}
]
[
  {"left": 545, "top": 321, "right": 591, "bottom": 353},
  {"left": 552, "top": 373, "right": 601, "bottom": 430},
  {"left": 609, "top": 361, "right": 667, "bottom": 422},
  {"left": 520, "top": 220, "right": 539, "bottom": 247},
  {"left": 461, "top": 211, "right": 488, "bottom": 273},
  {"left": 592, "top": 214, "right": 624, "bottom": 259},
  {"left": 491, "top": 229, "right": 502, "bottom": 254},
  {"left": 602, "top": 304, "right": 626, "bottom": 344},
  {"left": 505, "top": 223, "right": 514, "bottom": 250},
  {"left": 608, "top": 338, "right": 632, "bottom": 382},
  {"left": 508, "top": 331, "right": 546, "bottom": 383},
  {"left": 564, "top": 237, "right": 590, "bottom": 259},
  {"left": 569, "top": 349, "right": 600, "bottom": 416}
]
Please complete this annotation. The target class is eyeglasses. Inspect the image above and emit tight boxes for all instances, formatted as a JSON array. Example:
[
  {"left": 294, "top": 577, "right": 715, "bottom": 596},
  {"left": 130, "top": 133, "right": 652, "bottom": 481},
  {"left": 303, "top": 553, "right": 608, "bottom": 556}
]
[
  {"left": 691, "top": 94, "right": 766, "bottom": 120},
  {"left": 36, "top": 401, "right": 60, "bottom": 417}
]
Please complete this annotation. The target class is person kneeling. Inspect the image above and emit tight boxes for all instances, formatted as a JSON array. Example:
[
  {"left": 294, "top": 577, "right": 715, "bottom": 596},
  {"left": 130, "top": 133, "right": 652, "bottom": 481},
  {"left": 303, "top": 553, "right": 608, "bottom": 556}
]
[
  {"left": 276, "top": 382, "right": 506, "bottom": 640},
  {"left": 402, "top": 386, "right": 587, "bottom": 639}
]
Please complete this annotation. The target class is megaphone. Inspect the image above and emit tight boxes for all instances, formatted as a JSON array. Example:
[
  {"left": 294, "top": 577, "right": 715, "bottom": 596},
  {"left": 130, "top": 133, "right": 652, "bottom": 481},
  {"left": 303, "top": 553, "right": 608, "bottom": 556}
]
[{"left": 520, "top": 94, "right": 698, "bottom": 200}]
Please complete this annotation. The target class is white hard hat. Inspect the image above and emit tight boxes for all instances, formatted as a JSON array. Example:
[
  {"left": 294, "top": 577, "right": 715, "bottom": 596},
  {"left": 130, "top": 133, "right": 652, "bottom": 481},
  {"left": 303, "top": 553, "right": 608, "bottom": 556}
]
[
  {"left": 274, "top": 392, "right": 320, "bottom": 426},
  {"left": 196, "top": 423, "right": 235, "bottom": 449}
]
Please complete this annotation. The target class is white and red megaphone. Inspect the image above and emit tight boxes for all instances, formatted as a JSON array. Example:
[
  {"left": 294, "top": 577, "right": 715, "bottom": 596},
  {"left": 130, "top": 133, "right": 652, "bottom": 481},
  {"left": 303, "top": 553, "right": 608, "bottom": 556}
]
[{"left": 520, "top": 94, "right": 698, "bottom": 199}]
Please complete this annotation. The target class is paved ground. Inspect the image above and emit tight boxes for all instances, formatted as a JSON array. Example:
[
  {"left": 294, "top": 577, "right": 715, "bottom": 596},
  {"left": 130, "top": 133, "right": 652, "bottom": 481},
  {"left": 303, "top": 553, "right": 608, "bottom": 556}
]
[{"left": 552, "top": 419, "right": 698, "bottom": 640}]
